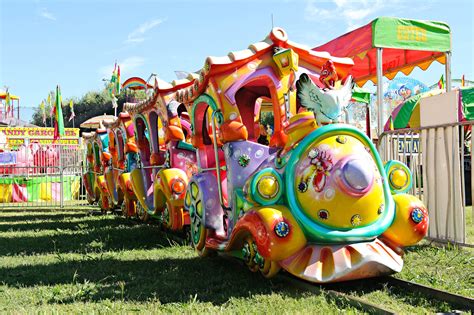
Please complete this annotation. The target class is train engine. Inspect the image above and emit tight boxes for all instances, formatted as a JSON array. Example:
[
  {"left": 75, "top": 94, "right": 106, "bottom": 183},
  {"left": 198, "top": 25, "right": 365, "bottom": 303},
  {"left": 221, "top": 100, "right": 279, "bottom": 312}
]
[{"left": 231, "top": 112, "right": 428, "bottom": 282}]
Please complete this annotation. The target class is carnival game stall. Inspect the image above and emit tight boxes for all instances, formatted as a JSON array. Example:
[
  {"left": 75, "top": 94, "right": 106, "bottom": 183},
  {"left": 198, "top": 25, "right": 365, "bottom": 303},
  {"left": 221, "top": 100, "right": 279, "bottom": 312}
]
[
  {"left": 125, "top": 87, "right": 197, "bottom": 230},
  {"left": 0, "top": 127, "right": 81, "bottom": 205},
  {"left": 313, "top": 17, "right": 452, "bottom": 134}
]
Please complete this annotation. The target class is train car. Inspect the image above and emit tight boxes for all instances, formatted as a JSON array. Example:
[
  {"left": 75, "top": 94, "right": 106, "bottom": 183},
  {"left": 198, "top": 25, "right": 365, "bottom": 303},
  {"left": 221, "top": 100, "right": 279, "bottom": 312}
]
[
  {"left": 82, "top": 132, "right": 99, "bottom": 205},
  {"left": 125, "top": 87, "right": 197, "bottom": 230},
  {"left": 167, "top": 27, "right": 428, "bottom": 283},
  {"left": 82, "top": 123, "right": 113, "bottom": 212},
  {"left": 103, "top": 112, "right": 140, "bottom": 217}
]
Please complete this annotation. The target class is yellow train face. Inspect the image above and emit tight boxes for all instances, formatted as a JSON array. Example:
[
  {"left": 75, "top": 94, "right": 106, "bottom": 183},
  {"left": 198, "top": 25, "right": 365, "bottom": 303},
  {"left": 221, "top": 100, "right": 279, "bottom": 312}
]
[{"left": 294, "top": 134, "right": 385, "bottom": 230}]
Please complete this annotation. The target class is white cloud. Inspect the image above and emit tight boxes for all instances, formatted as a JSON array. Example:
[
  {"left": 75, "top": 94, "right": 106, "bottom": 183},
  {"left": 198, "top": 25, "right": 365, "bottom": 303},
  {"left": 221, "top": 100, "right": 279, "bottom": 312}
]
[
  {"left": 125, "top": 19, "right": 165, "bottom": 44},
  {"left": 39, "top": 8, "right": 56, "bottom": 21},
  {"left": 305, "top": 2, "right": 333, "bottom": 20},
  {"left": 305, "top": 0, "right": 394, "bottom": 24},
  {"left": 99, "top": 57, "right": 145, "bottom": 78}
]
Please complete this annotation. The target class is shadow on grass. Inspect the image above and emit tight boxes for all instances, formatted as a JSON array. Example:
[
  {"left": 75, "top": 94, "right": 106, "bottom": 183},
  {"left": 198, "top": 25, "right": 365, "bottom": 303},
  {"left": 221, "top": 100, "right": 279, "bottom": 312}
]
[
  {"left": 0, "top": 223, "right": 177, "bottom": 256},
  {"left": 0, "top": 215, "right": 132, "bottom": 233},
  {"left": 0, "top": 254, "right": 288, "bottom": 305},
  {"left": 0, "top": 212, "right": 90, "bottom": 223}
]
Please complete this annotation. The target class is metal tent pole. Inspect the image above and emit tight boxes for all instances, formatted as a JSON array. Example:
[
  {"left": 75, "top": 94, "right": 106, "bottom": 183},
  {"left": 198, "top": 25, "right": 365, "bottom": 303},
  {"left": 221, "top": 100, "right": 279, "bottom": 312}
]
[
  {"left": 445, "top": 51, "right": 452, "bottom": 92},
  {"left": 366, "top": 103, "right": 371, "bottom": 139},
  {"left": 376, "top": 48, "right": 384, "bottom": 137}
]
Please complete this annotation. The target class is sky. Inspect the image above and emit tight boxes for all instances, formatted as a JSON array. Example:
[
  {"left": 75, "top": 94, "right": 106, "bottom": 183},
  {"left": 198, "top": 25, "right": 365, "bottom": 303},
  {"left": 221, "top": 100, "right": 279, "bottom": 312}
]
[{"left": 1, "top": 0, "right": 473, "bottom": 122}]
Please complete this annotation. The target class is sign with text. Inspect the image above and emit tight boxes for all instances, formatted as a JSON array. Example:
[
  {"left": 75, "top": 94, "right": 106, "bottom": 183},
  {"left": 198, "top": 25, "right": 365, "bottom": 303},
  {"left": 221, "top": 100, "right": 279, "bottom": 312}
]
[{"left": 0, "top": 127, "right": 80, "bottom": 147}]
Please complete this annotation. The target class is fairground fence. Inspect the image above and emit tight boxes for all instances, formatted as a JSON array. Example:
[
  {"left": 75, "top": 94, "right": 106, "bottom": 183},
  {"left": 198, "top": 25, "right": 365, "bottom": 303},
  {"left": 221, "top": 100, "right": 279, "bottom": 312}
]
[
  {"left": 0, "top": 143, "right": 88, "bottom": 208},
  {"left": 378, "top": 120, "right": 474, "bottom": 247}
]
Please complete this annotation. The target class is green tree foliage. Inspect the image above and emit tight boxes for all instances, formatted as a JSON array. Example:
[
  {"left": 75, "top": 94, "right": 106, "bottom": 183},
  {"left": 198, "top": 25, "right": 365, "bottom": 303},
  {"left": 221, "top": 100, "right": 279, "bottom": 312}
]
[{"left": 31, "top": 89, "right": 146, "bottom": 129}]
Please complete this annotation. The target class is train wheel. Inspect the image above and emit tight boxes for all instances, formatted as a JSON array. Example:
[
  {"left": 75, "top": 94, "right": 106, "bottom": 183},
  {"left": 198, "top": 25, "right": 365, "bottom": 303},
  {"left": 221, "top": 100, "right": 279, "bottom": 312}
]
[
  {"left": 257, "top": 255, "right": 281, "bottom": 278},
  {"left": 242, "top": 236, "right": 280, "bottom": 277},
  {"left": 99, "top": 195, "right": 109, "bottom": 214},
  {"left": 186, "top": 182, "right": 212, "bottom": 257},
  {"left": 242, "top": 237, "right": 259, "bottom": 272},
  {"left": 129, "top": 200, "right": 137, "bottom": 217},
  {"left": 120, "top": 202, "right": 127, "bottom": 217},
  {"left": 161, "top": 202, "right": 173, "bottom": 230},
  {"left": 183, "top": 225, "right": 192, "bottom": 245},
  {"left": 136, "top": 202, "right": 149, "bottom": 222}
]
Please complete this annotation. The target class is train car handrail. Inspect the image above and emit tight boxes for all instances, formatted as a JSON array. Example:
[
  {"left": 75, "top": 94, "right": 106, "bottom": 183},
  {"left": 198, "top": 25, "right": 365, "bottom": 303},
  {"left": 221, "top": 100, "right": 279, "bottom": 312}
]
[{"left": 210, "top": 110, "right": 227, "bottom": 210}]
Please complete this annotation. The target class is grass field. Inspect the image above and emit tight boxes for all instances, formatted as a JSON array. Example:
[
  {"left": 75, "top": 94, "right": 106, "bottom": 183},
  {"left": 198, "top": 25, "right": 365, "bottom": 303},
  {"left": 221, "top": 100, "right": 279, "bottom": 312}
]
[{"left": 0, "top": 208, "right": 472, "bottom": 313}]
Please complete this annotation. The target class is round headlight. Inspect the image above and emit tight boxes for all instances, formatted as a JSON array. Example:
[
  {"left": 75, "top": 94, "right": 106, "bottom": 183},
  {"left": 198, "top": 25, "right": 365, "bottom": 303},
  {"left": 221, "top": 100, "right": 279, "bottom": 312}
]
[
  {"left": 257, "top": 175, "right": 279, "bottom": 198},
  {"left": 390, "top": 168, "right": 408, "bottom": 189},
  {"left": 171, "top": 178, "right": 186, "bottom": 195},
  {"left": 250, "top": 168, "right": 283, "bottom": 205},
  {"left": 384, "top": 160, "right": 412, "bottom": 194}
]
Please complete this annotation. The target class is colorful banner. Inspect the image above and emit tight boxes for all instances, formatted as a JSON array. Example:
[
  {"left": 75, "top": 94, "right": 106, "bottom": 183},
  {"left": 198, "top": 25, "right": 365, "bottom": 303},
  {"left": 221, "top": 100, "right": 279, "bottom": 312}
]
[
  {"left": 0, "top": 175, "right": 80, "bottom": 203},
  {"left": 0, "top": 127, "right": 80, "bottom": 147}
]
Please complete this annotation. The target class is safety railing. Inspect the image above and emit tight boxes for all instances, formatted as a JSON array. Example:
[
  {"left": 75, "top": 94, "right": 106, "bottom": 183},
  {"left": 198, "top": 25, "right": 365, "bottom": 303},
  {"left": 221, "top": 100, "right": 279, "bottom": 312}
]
[
  {"left": 0, "top": 143, "right": 88, "bottom": 208},
  {"left": 379, "top": 121, "right": 473, "bottom": 247}
]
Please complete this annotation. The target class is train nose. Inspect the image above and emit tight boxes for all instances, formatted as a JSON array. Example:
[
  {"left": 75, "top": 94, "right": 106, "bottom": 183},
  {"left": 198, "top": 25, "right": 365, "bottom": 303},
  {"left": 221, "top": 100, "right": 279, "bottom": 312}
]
[{"left": 339, "top": 157, "right": 374, "bottom": 196}]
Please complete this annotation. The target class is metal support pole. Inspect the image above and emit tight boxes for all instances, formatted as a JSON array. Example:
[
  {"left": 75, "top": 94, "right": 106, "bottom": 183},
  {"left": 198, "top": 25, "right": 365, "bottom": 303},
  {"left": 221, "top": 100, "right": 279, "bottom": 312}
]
[
  {"left": 376, "top": 48, "right": 384, "bottom": 138},
  {"left": 366, "top": 103, "right": 371, "bottom": 139},
  {"left": 445, "top": 51, "right": 452, "bottom": 92}
]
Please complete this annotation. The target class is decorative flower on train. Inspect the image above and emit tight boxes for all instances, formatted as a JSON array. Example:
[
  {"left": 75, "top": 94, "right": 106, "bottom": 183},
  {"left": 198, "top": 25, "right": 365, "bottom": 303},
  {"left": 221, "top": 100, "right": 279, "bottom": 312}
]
[
  {"left": 307, "top": 148, "right": 333, "bottom": 192},
  {"left": 296, "top": 73, "right": 353, "bottom": 125},
  {"left": 185, "top": 160, "right": 198, "bottom": 176}
]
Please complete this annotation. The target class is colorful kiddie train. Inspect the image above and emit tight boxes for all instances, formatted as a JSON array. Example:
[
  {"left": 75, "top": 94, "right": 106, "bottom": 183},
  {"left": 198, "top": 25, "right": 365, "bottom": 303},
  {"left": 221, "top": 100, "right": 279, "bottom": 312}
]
[
  {"left": 82, "top": 27, "right": 429, "bottom": 283},
  {"left": 82, "top": 125, "right": 112, "bottom": 212},
  {"left": 103, "top": 113, "right": 139, "bottom": 217},
  {"left": 125, "top": 88, "right": 197, "bottom": 230}
]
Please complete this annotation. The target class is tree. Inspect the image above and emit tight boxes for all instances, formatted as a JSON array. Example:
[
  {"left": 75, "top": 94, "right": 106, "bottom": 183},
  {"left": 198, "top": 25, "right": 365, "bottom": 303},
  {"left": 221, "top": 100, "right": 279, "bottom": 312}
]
[{"left": 31, "top": 89, "right": 146, "bottom": 129}]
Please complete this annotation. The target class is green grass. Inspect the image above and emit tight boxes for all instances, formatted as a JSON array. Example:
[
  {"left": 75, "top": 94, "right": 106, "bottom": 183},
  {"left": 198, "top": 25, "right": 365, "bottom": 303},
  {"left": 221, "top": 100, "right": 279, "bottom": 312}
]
[
  {"left": 0, "top": 209, "right": 360, "bottom": 313},
  {"left": 396, "top": 241, "right": 474, "bottom": 297},
  {"left": 465, "top": 206, "right": 473, "bottom": 244},
  {"left": 0, "top": 208, "right": 472, "bottom": 313}
]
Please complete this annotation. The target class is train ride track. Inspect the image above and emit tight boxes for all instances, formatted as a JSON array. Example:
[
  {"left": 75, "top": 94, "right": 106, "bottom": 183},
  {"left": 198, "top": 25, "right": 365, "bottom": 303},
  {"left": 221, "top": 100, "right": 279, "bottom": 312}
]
[
  {"left": 281, "top": 273, "right": 474, "bottom": 314},
  {"left": 214, "top": 243, "right": 474, "bottom": 314}
]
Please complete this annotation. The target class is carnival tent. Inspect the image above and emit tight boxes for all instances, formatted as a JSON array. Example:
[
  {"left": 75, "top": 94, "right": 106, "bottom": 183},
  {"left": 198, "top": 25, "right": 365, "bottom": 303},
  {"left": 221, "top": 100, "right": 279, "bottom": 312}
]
[
  {"left": 80, "top": 114, "right": 115, "bottom": 129},
  {"left": 384, "top": 87, "right": 474, "bottom": 131},
  {"left": 313, "top": 17, "right": 452, "bottom": 134},
  {"left": 0, "top": 92, "right": 20, "bottom": 100},
  {"left": 313, "top": 17, "right": 451, "bottom": 86}
]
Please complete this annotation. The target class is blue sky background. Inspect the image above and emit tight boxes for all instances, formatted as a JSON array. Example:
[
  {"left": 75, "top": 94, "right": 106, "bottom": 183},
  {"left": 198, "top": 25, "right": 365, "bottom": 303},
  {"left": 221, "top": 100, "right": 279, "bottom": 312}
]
[{"left": 1, "top": 0, "right": 473, "bottom": 122}]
